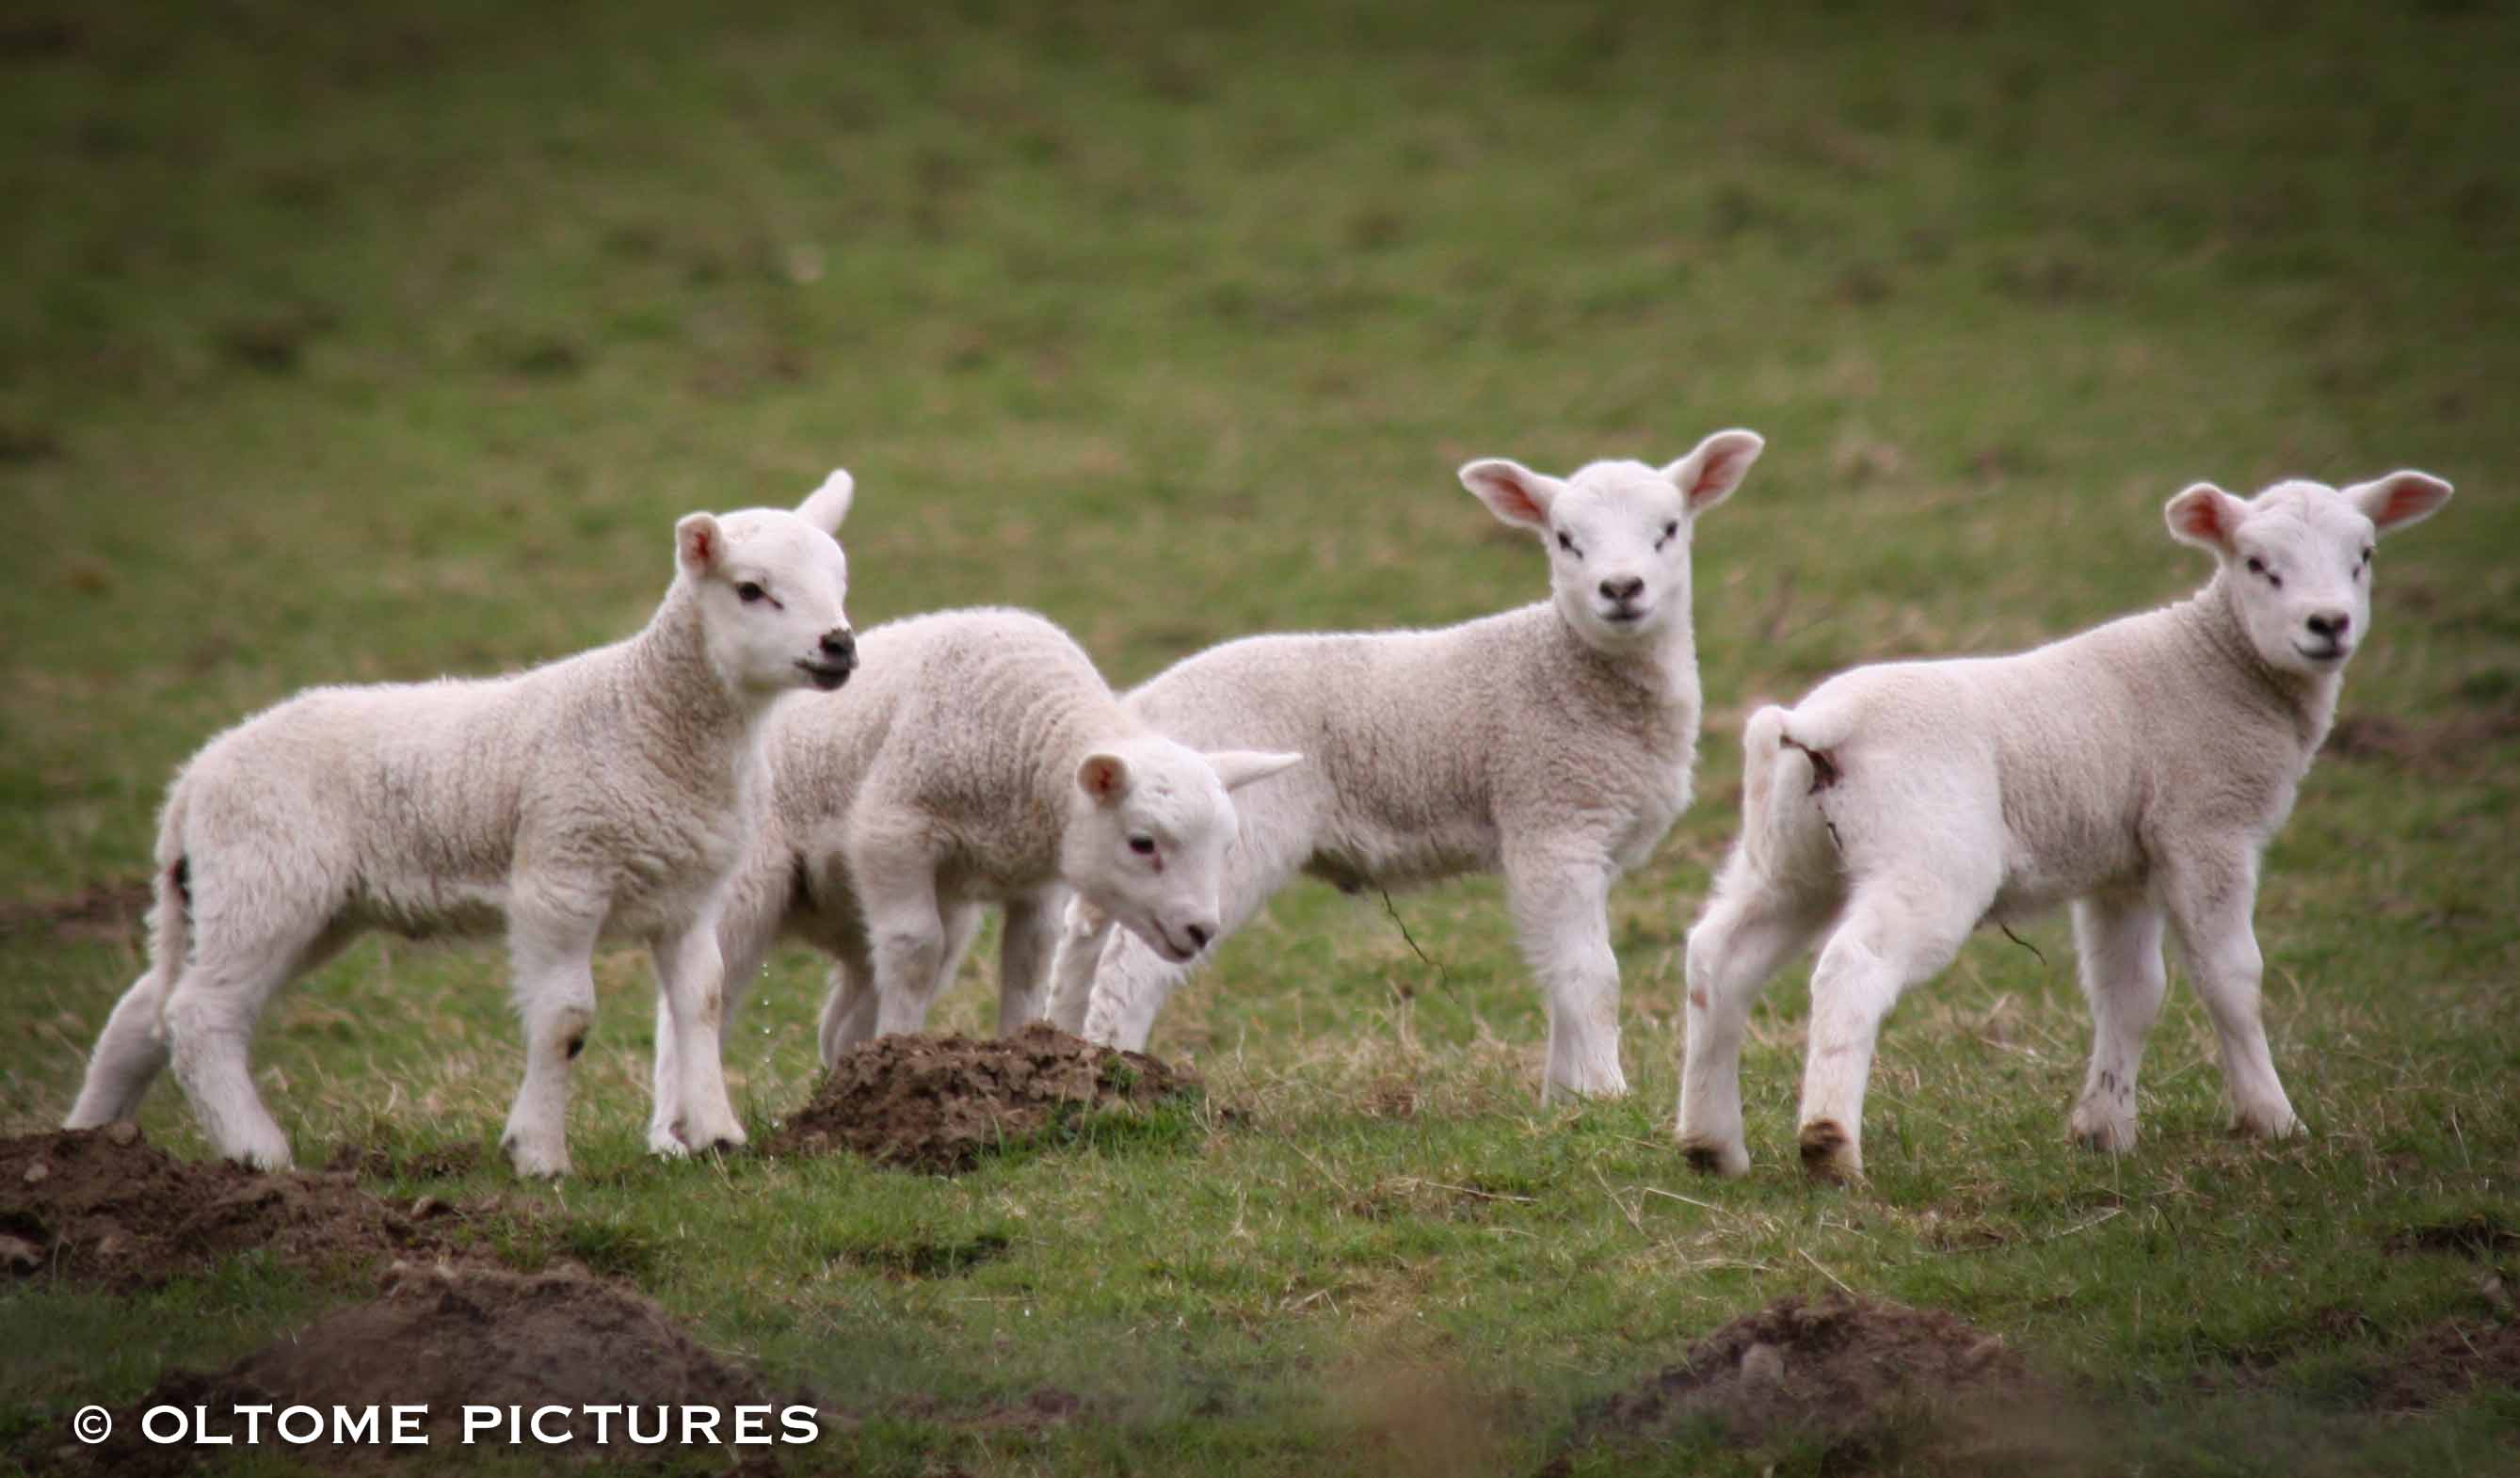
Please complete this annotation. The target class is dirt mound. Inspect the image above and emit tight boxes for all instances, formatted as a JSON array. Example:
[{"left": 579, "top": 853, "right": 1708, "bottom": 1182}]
[
  {"left": 87, "top": 1263, "right": 788, "bottom": 1473},
  {"left": 2367, "top": 1318, "right": 2520, "bottom": 1412},
  {"left": 767, "top": 1022, "right": 1192, "bottom": 1172},
  {"left": 1, "top": 1128, "right": 475, "bottom": 1289},
  {"left": 2326, "top": 710, "right": 2520, "bottom": 775},
  {"left": 1568, "top": 1293, "right": 2055, "bottom": 1465},
  {"left": 0, "top": 876, "right": 151, "bottom": 942}
]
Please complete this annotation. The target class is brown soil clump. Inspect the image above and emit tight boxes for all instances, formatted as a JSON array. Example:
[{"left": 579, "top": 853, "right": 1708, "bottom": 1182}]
[
  {"left": 767, "top": 1021, "right": 1192, "bottom": 1172},
  {"left": 0, "top": 876, "right": 152, "bottom": 942},
  {"left": 2326, "top": 710, "right": 2520, "bottom": 775},
  {"left": 1, "top": 1128, "right": 476, "bottom": 1289},
  {"left": 85, "top": 1263, "right": 790, "bottom": 1473},
  {"left": 324, "top": 1139, "right": 486, "bottom": 1182},
  {"left": 2367, "top": 1318, "right": 2520, "bottom": 1412},
  {"left": 1567, "top": 1293, "right": 2066, "bottom": 1467}
]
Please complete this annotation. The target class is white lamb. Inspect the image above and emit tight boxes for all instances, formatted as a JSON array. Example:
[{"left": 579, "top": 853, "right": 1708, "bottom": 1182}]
[
  {"left": 1677, "top": 469, "right": 2454, "bottom": 1181},
  {"left": 63, "top": 473, "right": 863, "bottom": 1177},
  {"left": 1045, "top": 430, "right": 1768, "bottom": 1099},
  {"left": 647, "top": 606, "right": 1298, "bottom": 1133}
]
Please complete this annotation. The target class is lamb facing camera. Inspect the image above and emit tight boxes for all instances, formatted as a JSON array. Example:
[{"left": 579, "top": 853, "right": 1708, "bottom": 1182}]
[{"left": 1048, "top": 429, "right": 1765, "bottom": 1100}]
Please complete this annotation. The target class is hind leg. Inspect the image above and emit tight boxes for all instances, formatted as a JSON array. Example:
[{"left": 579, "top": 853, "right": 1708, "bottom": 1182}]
[
  {"left": 815, "top": 953, "right": 876, "bottom": 1067},
  {"left": 2066, "top": 891, "right": 2168, "bottom": 1153},
  {"left": 67, "top": 972, "right": 176, "bottom": 1129},
  {"left": 162, "top": 919, "right": 336, "bottom": 1171},
  {"left": 1794, "top": 875, "right": 1987, "bottom": 1181},
  {"left": 1677, "top": 855, "right": 1834, "bottom": 1175}
]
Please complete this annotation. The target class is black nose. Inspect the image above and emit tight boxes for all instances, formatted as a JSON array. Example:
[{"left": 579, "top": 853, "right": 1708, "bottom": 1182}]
[
  {"left": 1186, "top": 924, "right": 1212, "bottom": 950},
  {"left": 1599, "top": 576, "right": 1645, "bottom": 603},
  {"left": 820, "top": 629, "right": 858, "bottom": 667},
  {"left": 2305, "top": 612, "right": 2351, "bottom": 640}
]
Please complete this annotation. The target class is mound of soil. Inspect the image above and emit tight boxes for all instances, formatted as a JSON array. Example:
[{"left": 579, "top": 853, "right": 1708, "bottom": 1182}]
[
  {"left": 1569, "top": 1293, "right": 2049, "bottom": 1462},
  {"left": 0, "top": 876, "right": 151, "bottom": 942},
  {"left": 767, "top": 1022, "right": 1191, "bottom": 1172},
  {"left": 1, "top": 1128, "right": 472, "bottom": 1289},
  {"left": 87, "top": 1263, "right": 787, "bottom": 1474},
  {"left": 2326, "top": 710, "right": 2520, "bottom": 775},
  {"left": 2367, "top": 1318, "right": 2520, "bottom": 1412}
]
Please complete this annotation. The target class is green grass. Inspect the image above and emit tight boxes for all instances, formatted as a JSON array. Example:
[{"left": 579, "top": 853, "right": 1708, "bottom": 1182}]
[{"left": 5, "top": 0, "right": 2518, "bottom": 1472}]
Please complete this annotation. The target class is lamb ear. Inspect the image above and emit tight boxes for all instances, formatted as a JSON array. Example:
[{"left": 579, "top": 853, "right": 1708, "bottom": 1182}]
[
  {"left": 1459, "top": 458, "right": 1560, "bottom": 534},
  {"left": 2163, "top": 482, "right": 2245, "bottom": 555},
  {"left": 1077, "top": 752, "right": 1132, "bottom": 806},
  {"left": 676, "top": 512, "right": 723, "bottom": 576},
  {"left": 2345, "top": 470, "right": 2452, "bottom": 535},
  {"left": 796, "top": 468, "right": 855, "bottom": 535},
  {"left": 1662, "top": 428, "right": 1765, "bottom": 516},
  {"left": 1205, "top": 749, "right": 1303, "bottom": 793}
]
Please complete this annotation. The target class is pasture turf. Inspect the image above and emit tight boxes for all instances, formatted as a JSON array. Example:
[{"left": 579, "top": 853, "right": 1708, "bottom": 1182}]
[{"left": 3, "top": 1, "right": 2516, "bottom": 1472}]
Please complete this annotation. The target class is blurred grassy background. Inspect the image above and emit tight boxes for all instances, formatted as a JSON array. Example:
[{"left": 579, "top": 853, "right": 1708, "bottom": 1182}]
[{"left": 4, "top": 1, "right": 2517, "bottom": 1473}]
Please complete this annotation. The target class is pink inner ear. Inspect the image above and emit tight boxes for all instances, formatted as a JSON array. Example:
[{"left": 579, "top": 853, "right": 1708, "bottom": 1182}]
[
  {"left": 1689, "top": 448, "right": 1751, "bottom": 505},
  {"left": 1480, "top": 475, "right": 1546, "bottom": 526},
  {"left": 1080, "top": 757, "right": 1124, "bottom": 801},
  {"left": 2172, "top": 491, "right": 2230, "bottom": 544},
  {"left": 2373, "top": 475, "right": 2444, "bottom": 527},
  {"left": 684, "top": 524, "right": 714, "bottom": 567}
]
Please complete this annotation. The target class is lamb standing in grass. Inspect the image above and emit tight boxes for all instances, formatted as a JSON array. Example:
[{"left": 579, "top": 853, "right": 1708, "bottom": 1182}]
[
  {"left": 650, "top": 606, "right": 1297, "bottom": 1130},
  {"left": 1677, "top": 470, "right": 2454, "bottom": 1181},
  {"left": 64, "top": 473, "right": 863, "bottom": 1177},
  {"left": 1044, "top": 430, "right": 1767, "bottom": 1099}
]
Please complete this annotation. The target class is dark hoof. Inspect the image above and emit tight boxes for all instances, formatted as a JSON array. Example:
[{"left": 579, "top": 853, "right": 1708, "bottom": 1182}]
[{"left": 1797, "top": 1120, "right": 1856, "bottom": 1181}]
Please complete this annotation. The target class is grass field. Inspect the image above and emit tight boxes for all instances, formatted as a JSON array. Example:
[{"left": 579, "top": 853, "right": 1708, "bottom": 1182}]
[{"left": 5, "top": 0, "right": 2518, "bottom": 1472}]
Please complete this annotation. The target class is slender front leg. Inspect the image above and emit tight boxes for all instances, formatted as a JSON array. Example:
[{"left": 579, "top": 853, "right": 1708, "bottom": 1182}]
[
  {"left": 1502, "top": 847, "right": 1626, "bottom": 1100},
  {"left": 502, "top": 900, "right": 606, "bottom": 1179},
  {"left": 655, "top": 870, "right": 784, "bottom": 1151},
  {"left": 651, "top": 921, "right": 746, "bottom": 1157},
  {"left": 2161, "top": 846, "right": 2299, "bottom": 1140},
  {"left": 2066, "top": 891, "right": 2168, "bottom": 1153},
  {"left": 1045, "top": 898, "right": 1114, "bottom": 1035},
  {"left": 996, "top": 892, "right": 1060, "bottom": 1032}
]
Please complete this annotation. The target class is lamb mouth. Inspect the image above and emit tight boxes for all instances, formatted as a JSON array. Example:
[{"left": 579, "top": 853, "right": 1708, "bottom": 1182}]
[
  {"left": 797, "top": 658, "right": 853, "bottom": 691},
  {"left": 1149, "top": 925, "right": 1198, "bottom": 963},
  {"left": 1600, "top": 604, "right": 1649, "bottom": 625},
  {"left": 2292, "top": 641, "right": 2350, "bottom": 665}
]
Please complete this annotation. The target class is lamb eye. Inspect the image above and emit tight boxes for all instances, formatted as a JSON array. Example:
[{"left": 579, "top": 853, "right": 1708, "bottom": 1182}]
[
  {"left": 1555, "top": 530, "right": 1579, "bottom": 555},
  {"left": 2244, "top": 557, "right": 2281, "bottom": 588},
  {"left": 736, "top": 581, "right": 768, "bottom": 603},
  {"left": 1129, "top": 836, "right": 1156, "bottom": 856}
]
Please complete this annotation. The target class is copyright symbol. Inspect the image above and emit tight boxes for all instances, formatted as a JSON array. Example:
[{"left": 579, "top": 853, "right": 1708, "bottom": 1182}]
[{"left": 72, "top": 1406, "right": 112, "bottom": 1444}]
